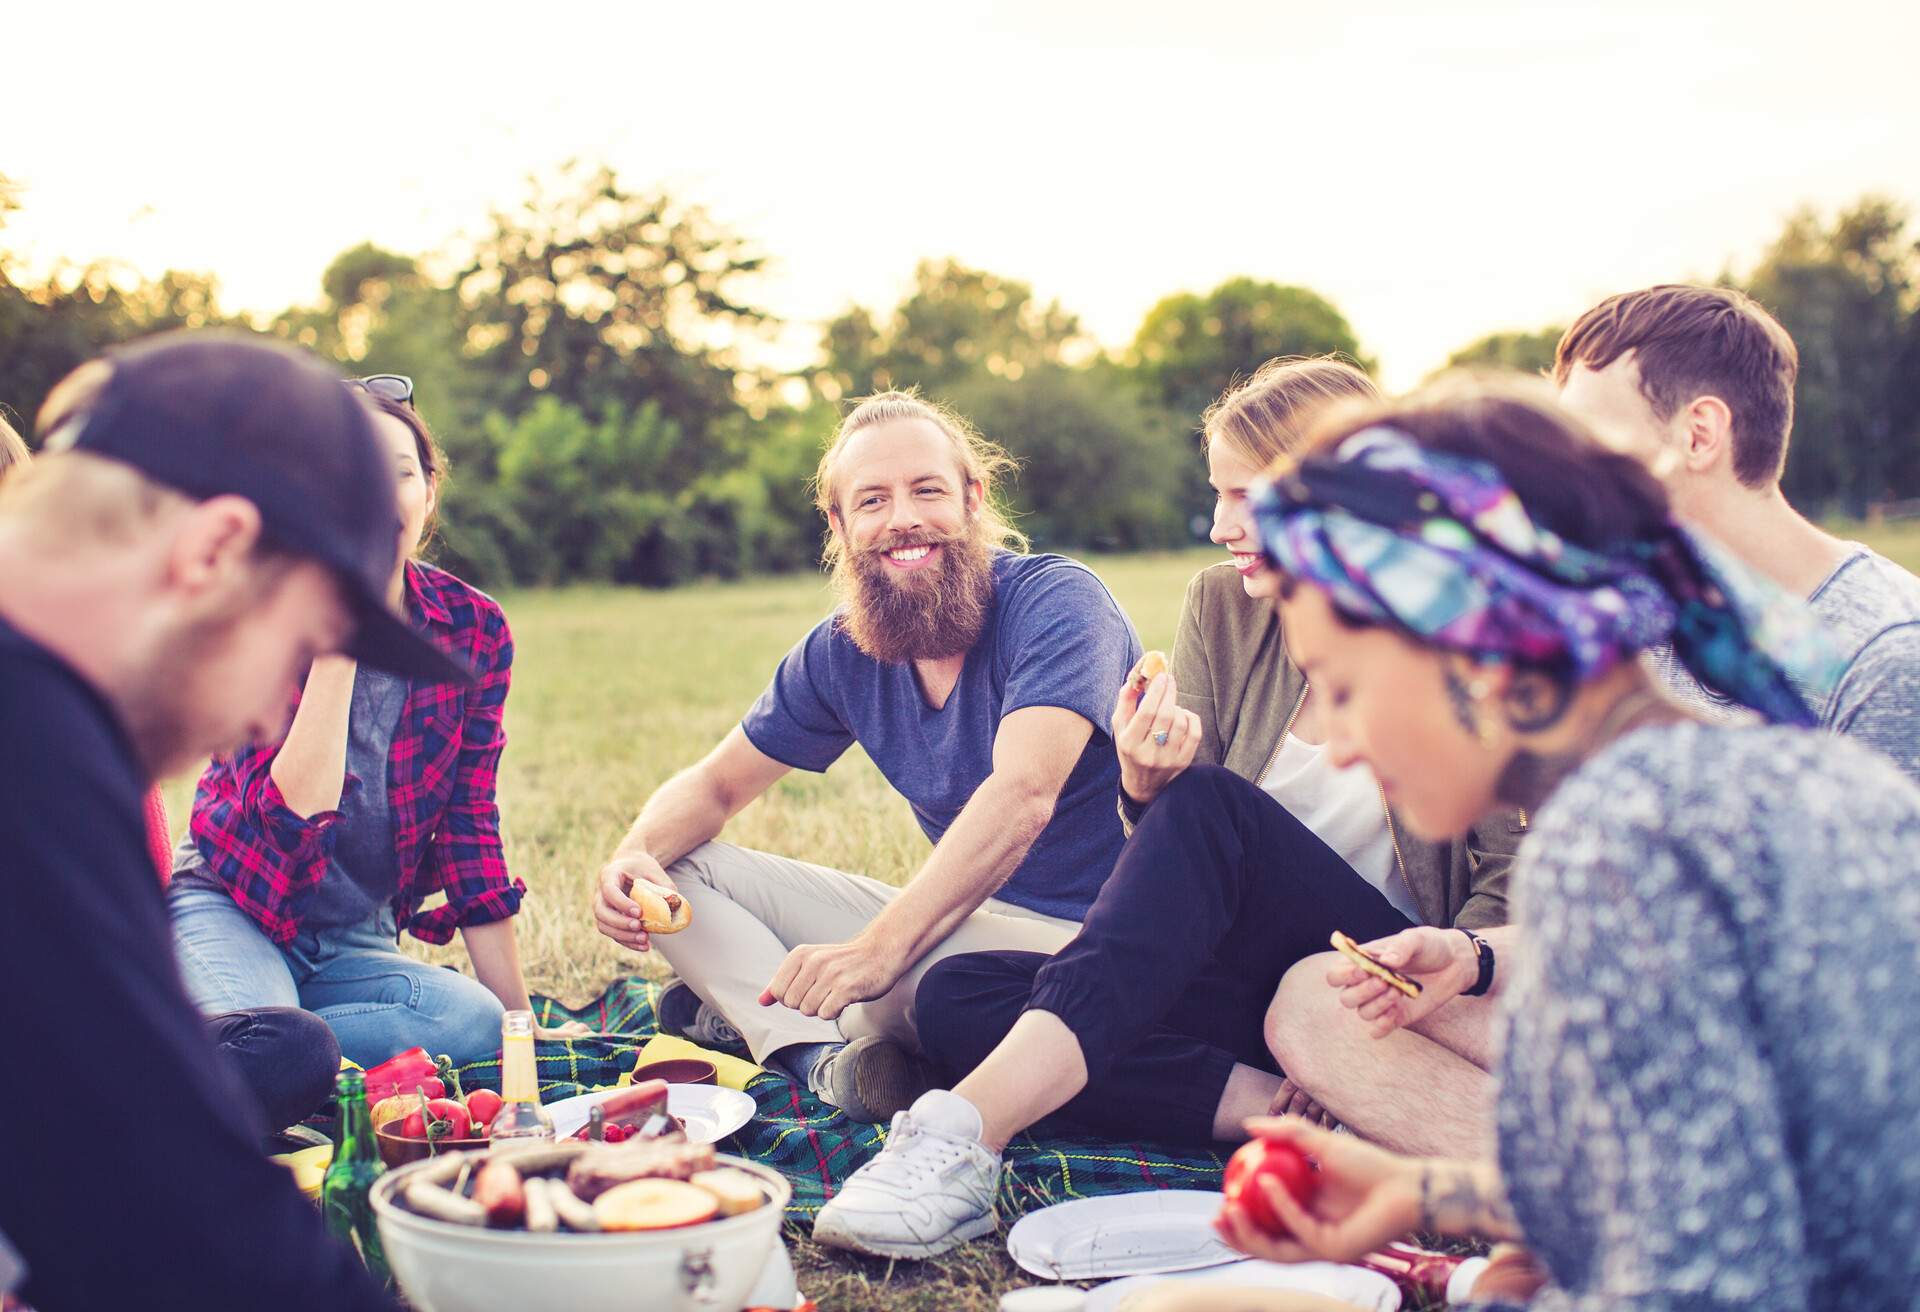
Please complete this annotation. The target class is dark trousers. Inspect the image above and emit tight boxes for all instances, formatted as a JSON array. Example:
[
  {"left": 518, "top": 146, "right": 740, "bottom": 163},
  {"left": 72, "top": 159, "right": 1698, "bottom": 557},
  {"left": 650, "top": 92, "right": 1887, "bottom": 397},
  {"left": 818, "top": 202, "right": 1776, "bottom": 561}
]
[
  {"left": 206, "top": 1006, "right": 341, "bottom": 1133},
  {"left": 916, "top": 765, "right": 1412, "bottom": 1146}
]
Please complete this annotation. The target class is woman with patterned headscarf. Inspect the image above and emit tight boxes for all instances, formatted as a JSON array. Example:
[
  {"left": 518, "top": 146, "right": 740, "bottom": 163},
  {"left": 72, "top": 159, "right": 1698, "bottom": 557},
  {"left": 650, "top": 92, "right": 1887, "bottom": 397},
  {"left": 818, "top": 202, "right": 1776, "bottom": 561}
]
[{"left": 1200, "top": 377, "right": 1920, "bottom": 1311}]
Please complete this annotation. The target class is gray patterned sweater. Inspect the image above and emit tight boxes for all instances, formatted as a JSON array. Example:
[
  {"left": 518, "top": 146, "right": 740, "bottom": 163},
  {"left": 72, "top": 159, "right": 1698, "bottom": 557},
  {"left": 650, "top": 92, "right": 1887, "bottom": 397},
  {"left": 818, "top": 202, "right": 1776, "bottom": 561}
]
[{"left": 1474, "top": 722, "right": 1920, "bottom": 1311}]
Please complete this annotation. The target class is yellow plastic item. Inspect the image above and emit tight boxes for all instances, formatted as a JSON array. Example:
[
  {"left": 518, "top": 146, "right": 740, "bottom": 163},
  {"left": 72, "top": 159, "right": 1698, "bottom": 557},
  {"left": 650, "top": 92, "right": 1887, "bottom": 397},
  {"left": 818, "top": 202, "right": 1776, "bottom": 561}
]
[
  {"left": 626, "top": 1034, "right": 762, "bottom": 1092},
  {"left": 271, "top": 1142, "right": 335, "bottom": 1201}
]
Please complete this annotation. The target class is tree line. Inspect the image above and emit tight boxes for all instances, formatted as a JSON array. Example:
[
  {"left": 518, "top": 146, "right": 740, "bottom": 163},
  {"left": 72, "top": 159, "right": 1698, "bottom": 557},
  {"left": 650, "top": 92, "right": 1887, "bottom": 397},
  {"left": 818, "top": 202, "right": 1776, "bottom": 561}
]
[{"left": 4, "top": 164, "right": 1917, "bottom": 589}]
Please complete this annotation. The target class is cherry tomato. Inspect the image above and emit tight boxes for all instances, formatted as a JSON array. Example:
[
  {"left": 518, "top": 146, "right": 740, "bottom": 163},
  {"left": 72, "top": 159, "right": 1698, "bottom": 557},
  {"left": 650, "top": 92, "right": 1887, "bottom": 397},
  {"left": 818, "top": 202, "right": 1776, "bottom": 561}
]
[
  {"left": 1222, "top": 1137, "right": 1319, "bottom": 1237},
  {"left": 464, "top": 1089, "right": 504, "bottom": 1132}
]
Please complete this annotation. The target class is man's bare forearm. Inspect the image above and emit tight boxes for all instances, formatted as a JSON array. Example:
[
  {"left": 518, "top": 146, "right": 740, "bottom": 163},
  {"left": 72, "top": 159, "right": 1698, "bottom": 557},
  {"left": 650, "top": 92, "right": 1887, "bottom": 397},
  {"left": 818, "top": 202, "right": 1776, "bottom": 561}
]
[
  {"left": 612, "top": 765, "right": 736, "bottom": 870},
  {"left": 863, "top": 771, "right": 1056, "bottom": 964}
]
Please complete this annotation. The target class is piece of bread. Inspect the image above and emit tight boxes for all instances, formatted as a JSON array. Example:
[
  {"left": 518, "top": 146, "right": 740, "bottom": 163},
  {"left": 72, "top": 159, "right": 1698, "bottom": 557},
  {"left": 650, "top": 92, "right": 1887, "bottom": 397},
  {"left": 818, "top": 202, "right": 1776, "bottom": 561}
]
[
  {"left": 634, "top": 884, "right": 693, "bottom": 934},
  {"left": 1331, "top": 930, "right": 1422, "bottom": 998},
  {"left": 689, "top": 1168, "right": 764, "bottom": 1216},
  {"left": 593, "top": 1178, "right": 719, "bottom": 1231},
  {"left": 1128, "top": 650, "right": 1170, "bottom": 697}
]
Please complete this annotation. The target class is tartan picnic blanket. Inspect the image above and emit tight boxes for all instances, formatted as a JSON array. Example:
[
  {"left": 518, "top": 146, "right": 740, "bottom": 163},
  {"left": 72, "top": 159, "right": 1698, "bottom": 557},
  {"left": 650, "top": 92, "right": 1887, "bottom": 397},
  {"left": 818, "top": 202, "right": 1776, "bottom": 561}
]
[{"left": 449, "top": 976, "right": 1226, "bottom": 1221}]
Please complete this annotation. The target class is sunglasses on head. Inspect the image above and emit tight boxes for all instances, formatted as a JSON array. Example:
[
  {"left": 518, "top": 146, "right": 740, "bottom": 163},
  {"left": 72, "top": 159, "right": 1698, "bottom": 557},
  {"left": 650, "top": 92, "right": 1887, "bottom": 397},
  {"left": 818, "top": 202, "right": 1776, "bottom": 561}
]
[{"left": 347, "top": 374, "right": 415, "bottom": 407}]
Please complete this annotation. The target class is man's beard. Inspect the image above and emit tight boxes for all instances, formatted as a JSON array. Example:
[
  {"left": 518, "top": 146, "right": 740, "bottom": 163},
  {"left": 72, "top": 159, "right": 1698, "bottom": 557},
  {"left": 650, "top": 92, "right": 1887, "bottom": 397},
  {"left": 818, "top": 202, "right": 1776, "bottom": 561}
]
[
  {"left": 118, "top": 612, "right": 251, "bottom": 781},
  {"left": 833, "top": 520, "right": 996, "bottom": 664}
]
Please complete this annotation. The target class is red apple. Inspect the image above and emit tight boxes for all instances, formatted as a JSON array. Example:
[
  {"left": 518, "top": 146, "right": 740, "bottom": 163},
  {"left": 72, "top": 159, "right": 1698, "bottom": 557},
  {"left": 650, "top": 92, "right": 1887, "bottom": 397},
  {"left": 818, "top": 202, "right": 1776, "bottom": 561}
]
[{"left": 1222, "top": 1137, "right": 1319, "bottom": 1236}]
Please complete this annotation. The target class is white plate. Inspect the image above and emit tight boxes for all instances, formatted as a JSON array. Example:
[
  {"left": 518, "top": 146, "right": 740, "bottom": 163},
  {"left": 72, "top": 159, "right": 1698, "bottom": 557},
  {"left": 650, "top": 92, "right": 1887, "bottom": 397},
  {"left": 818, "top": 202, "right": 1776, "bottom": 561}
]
[
  {"left": 544, "top": 1083, "right": 756, "bottom": 1146},
  {"left": 1086, "top": 1260, "right": 1401, "bottom": 1312},
  {"left": 1006, "top": 1191, "right": 1240, "bottom": 1280}
]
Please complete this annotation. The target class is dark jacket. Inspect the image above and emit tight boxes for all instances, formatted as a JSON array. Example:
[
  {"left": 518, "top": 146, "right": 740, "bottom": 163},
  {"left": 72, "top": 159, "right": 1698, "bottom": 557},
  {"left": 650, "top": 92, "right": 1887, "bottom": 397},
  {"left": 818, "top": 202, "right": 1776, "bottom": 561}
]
[{"left": 1135, "top": 562, "right": 1524, "bottom": 930}]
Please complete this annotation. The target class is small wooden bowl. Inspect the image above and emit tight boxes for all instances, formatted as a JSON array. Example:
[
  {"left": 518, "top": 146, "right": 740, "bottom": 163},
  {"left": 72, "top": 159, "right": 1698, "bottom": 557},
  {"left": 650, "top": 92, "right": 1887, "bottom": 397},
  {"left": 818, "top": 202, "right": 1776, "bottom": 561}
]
[
  {"left": 629, "top": 1058, "right": 718, "bottom": 1087},
  {"left": 375, "top": 1125, "right": 492, "bottom": 1169}
]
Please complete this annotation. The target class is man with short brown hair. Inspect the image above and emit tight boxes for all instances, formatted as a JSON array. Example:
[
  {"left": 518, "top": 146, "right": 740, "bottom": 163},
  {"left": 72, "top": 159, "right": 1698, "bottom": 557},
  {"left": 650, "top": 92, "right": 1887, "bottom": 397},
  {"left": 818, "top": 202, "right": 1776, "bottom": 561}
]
[{"left": 1556, "top": 283, "right": 1920, "bottom": 776}]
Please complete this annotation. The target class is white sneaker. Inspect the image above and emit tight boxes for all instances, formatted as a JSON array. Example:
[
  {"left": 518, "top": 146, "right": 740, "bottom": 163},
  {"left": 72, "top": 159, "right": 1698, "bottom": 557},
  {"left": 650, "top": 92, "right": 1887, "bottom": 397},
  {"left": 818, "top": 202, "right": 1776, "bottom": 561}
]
[{"left": 811, "top": 1090, "right": 1002, "bottom": 1259}]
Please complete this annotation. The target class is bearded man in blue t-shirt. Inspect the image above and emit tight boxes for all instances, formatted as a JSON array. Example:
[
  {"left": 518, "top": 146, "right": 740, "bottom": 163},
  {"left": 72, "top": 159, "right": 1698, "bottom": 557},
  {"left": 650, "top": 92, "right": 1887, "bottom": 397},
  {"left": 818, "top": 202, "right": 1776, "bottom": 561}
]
[{"left": 591, "top": 391, "right": 1142, "bottom": 1121}]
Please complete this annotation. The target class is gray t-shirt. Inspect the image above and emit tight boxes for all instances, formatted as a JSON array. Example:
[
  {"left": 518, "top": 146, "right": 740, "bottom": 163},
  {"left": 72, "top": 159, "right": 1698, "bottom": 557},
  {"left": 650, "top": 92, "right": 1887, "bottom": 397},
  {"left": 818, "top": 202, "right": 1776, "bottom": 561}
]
[
  {"left": 174, "top": 666, "right": 409, "bottom": 929},
  {"left": 302, "top": 667, "right": 408, "bottom": 929},
  {"left": 1652, "top": 545, "right": 1920, "bottom": 782}
]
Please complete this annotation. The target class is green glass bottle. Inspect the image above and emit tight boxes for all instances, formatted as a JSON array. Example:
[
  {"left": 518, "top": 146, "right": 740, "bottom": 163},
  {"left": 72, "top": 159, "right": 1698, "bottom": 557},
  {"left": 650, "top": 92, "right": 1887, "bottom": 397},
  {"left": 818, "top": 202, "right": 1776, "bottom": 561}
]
[{"left": 321, "top": 1068, "right": 390, "bottom": 1281}]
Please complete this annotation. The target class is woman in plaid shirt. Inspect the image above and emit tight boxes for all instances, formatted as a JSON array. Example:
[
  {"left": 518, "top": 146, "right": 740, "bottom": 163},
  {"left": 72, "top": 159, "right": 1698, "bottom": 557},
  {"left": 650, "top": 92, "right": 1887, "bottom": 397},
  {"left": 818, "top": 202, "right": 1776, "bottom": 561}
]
[{"left": 166, "top": 390, "right": 586, "bottom": 1067}]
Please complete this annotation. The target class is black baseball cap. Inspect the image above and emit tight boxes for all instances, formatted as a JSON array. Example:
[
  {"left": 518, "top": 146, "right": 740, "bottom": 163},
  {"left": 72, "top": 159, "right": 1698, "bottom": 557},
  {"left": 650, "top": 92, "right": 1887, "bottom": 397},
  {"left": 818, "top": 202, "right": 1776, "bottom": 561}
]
[{"left": 42, "top": 331, "right": 472, "bottom": 685}]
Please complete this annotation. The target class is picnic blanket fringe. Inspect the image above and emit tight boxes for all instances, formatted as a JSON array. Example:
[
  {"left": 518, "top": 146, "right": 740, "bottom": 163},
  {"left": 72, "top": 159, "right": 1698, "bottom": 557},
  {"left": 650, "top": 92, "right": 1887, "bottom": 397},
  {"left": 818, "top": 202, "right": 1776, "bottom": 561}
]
[{"left": 444, "top": 977, "right": 1225, "bottom": 1220}]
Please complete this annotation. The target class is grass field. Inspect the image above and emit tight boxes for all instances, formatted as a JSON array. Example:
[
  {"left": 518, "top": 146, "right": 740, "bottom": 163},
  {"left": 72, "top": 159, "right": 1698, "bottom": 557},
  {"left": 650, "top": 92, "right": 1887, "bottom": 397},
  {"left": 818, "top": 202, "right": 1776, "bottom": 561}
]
[{"left": 156, "top": 523, "right": 1920, "bottom": 1310}]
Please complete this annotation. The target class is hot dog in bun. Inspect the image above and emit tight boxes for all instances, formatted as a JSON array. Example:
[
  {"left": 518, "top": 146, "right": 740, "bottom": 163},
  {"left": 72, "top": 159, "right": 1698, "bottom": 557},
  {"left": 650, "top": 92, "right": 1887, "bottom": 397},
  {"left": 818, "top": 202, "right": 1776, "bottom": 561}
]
[{"left": 634, "top": 884, "right": 693, "bottom": 934}]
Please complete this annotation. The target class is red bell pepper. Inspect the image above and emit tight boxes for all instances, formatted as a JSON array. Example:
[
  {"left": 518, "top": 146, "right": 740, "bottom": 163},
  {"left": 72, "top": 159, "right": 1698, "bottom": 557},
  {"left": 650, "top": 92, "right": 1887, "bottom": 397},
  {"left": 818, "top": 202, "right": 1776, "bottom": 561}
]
[{"left": 363, "top": 1047, "right": 444, "bottom": 1105}]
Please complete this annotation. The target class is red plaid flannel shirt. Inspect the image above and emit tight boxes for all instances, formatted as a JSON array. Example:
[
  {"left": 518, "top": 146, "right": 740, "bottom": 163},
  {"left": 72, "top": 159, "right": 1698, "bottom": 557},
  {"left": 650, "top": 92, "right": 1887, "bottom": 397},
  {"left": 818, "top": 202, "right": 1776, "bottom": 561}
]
[{"left": 187, "top": 561, "right": 525, "bottom": 946}]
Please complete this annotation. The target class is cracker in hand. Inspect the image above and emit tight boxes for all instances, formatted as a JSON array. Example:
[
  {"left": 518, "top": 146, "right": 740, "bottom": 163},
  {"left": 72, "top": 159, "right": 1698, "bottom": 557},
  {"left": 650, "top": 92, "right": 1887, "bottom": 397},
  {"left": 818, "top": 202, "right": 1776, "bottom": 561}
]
[{"left": 1331, "top": 930, "right": 1422, "bottom": 998}]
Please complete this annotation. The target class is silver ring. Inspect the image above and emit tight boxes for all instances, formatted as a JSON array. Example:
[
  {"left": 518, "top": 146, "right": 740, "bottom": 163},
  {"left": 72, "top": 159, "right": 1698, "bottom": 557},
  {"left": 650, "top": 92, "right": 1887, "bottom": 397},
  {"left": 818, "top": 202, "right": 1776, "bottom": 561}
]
[{"left": 1153, "top": 730, "right": 1170, "bottom": 746}]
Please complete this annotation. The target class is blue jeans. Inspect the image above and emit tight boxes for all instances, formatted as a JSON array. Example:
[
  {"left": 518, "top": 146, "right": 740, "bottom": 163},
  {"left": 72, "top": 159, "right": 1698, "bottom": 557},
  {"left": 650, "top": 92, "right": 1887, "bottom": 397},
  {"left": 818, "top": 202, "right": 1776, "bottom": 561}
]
[{"left": 168, "top": 878, "right": 505, "bottom": 1069}]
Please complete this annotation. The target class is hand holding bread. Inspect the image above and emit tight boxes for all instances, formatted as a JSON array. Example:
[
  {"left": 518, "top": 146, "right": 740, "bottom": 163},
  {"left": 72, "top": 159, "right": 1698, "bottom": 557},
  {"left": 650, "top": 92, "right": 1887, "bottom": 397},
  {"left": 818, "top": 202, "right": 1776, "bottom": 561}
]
[
  {"left": 1112, "top": 650, "right": 1203, "bottom": 808},
  {"left": 591, "top": 849, "right": 690, "bottom": 953}
]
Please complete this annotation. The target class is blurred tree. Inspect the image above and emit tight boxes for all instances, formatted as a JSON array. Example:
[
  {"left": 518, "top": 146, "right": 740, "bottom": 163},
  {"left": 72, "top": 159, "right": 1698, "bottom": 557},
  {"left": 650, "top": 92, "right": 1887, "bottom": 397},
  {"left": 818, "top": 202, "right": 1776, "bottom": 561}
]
[
  {"left": 488, "top": 396, "right": 723, "bottom": 586},
  {"left": 684, "top": 400, "right": 837, "bottom": 578},
  {"left": 1127, "top": 277, "right": 1370, "bottom": 518},
  {"left": 1742, "top": 197, "right": 1920, "bottom": 510},
  {"left": 275, "top": 242, "right": 505, "bottom": 478},
  {"left": 948, "top": 363, "right": 1188, "bottom": 550},
  {"left": 817, "top": 259, "right": 1088, "bottom": 399},
  {"left": 1128, "top": 278, "right": 1371, "bottom": 422},
  {"left": 1438, "top": 326, "right": 1563, "bottom": 378},
  {"left": 455, "top": 162, "right": 771, "bottom": 456},
  {"left": 0, "top": 264, "right": 235, "bottom": 441}
]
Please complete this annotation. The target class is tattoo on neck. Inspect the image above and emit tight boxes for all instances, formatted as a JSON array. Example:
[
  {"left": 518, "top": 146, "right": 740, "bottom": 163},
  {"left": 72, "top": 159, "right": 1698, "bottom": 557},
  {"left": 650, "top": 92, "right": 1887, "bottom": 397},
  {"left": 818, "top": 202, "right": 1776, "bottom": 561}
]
[
  {"left": 1443, "top": 667, "right": 1481, "bottom": 737},
  {"left": 1498, "top": 686, "right": 1680, "bottom": 812}
]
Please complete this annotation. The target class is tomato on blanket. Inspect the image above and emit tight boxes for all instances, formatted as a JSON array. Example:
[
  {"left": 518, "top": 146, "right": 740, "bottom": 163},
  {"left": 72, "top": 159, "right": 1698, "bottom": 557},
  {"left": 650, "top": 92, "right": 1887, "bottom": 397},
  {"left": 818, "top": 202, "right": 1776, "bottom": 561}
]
[{"left": 1221, "top": 1136, "right": 1320, "bottom": 1236}]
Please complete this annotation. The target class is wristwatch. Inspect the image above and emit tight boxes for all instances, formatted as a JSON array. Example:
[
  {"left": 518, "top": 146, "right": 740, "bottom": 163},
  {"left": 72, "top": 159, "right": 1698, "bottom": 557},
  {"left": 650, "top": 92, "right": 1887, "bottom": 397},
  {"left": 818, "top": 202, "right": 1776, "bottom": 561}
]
[{"left": 1459, "top": 929, "right": 1496, "bottom": 997}]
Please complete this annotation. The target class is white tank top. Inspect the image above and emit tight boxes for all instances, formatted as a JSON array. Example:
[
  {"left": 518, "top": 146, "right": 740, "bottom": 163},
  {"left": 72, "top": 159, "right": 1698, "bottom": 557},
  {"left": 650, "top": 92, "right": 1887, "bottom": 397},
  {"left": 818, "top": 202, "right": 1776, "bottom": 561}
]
[{"left": 1259, "top": 734, "right": 1420, "bottom": 923}]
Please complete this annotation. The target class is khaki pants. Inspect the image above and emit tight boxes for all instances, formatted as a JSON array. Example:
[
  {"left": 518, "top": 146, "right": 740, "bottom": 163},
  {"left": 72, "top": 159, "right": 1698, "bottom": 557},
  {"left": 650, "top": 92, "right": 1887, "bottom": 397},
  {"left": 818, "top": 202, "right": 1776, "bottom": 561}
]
[{"left": 650, "top": 841, "right": 1080, "bottom": 1063}]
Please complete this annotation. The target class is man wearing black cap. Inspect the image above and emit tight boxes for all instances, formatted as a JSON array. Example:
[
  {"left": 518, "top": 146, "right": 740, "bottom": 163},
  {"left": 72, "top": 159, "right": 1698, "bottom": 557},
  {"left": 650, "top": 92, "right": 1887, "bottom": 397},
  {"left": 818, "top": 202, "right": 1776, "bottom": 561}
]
[{"left": 0, "top": 332, "right": 461, "bottom": 1310}]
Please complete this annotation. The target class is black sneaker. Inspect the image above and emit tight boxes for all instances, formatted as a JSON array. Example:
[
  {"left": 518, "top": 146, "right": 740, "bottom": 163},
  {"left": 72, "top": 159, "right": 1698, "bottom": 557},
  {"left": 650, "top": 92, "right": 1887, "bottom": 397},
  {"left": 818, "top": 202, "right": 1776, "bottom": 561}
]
[
  {"left": 655, "top": 979, "right": 741, "bottom": 1048},
  {"left": 809, "top": 1036, "right": 940, "bottom": 1123}
]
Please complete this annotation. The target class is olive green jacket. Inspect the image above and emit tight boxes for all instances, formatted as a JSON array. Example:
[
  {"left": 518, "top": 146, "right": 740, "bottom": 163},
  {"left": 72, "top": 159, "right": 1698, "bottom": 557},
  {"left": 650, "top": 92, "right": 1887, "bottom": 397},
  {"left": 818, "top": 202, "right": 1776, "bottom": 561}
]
[{"left": 1140, "top": 562, "right": 1524, "bottom": 931}]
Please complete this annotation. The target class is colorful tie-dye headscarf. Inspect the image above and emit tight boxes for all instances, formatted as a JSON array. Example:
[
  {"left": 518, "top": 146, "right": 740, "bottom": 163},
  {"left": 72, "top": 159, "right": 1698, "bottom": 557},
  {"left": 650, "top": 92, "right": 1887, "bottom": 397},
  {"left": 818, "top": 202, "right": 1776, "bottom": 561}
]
[{"left": 1250, "top": 426, "right": 1838, "bottom": 727}]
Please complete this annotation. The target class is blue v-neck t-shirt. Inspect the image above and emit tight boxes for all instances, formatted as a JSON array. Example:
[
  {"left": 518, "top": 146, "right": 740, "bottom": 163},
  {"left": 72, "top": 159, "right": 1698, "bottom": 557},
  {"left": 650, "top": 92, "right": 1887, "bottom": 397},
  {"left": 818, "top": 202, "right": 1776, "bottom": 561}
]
[{"left": 740, "top": 551, "right": 1142, "bottom": 920}]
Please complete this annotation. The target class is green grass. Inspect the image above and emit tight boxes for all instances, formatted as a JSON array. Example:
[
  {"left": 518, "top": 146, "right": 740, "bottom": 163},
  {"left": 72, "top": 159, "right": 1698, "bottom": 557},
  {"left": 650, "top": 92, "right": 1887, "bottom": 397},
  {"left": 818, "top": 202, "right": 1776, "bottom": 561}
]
[{"left": 155, "top": 527, "right": 1914, "bottom": 1309}]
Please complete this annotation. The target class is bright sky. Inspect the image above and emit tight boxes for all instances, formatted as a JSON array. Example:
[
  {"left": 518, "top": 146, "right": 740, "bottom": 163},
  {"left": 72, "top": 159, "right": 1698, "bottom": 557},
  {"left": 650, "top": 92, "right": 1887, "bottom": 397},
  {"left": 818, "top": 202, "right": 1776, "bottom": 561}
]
[{"left": 7, "top": 0, "right": 1918, "bottom": 388}]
